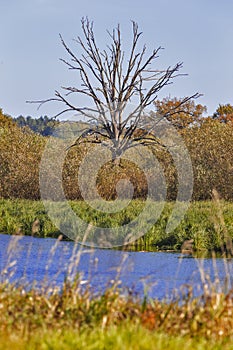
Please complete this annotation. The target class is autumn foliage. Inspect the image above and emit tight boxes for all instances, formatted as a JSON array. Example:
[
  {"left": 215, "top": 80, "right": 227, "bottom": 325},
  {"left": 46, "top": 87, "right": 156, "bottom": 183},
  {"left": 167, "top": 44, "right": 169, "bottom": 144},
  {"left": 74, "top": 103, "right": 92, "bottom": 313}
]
[
  {"left": 0, "top": 102, "right": 232, "bottom": 201},
  {"left": 0, "top": 110, "right": 45, "bottom": 199}
]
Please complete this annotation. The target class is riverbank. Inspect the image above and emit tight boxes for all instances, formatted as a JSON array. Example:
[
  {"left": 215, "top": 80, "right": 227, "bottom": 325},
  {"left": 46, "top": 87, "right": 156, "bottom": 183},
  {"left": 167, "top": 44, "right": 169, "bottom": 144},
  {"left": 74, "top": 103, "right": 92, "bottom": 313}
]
[
  {"left": 1, "top": 198, "right": 233, "bottom": 349},
  {"left": 0, "top": 280, "right": 233, "bottom": 350},
  {"left": 0, "top": 199, "right": 232, "bottom": 252}
]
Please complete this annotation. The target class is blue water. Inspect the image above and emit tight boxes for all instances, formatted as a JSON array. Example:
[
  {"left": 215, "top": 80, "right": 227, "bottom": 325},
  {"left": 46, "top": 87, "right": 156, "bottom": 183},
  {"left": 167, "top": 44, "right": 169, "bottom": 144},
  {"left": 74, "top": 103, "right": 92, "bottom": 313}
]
[{"left": 0, "top": 233, "right": 233, "bottom": 300}]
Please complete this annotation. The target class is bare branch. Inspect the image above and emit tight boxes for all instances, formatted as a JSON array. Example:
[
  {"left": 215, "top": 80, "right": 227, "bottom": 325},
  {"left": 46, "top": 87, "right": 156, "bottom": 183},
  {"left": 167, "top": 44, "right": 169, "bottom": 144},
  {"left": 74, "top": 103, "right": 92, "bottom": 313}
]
[{"left": 29, "top": 18, "right": 201, "bottom": 160}]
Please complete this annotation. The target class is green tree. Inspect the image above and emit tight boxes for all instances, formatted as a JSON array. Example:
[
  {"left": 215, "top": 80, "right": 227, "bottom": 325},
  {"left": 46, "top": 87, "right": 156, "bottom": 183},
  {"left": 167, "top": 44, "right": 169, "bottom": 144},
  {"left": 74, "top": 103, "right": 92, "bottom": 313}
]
[{"left": 14, "top": 115, "right": 58, "bottom": 136}]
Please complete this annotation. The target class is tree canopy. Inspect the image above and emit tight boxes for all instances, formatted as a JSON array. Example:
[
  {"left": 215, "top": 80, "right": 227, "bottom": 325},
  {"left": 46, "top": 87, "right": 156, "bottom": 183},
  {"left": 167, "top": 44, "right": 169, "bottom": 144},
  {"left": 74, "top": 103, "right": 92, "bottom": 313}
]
[
  {"left": 212, "top": 104, "right": 233, "bottom": 124},
  {"left": 14, "top": 115, "right": 58, "bottom": 136},
  {"left": 154, "top": 97, "right": 207, "bottom": 129}
]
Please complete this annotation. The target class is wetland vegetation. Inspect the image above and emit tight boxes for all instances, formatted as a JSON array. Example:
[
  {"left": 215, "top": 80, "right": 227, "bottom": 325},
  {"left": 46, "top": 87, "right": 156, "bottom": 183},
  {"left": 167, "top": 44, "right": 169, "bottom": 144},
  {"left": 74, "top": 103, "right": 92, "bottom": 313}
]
[
  {"left": 0, "top": 199, "right": 232, "bottom": 252},
  {"left": 0, "top": 18, "right": 233, "bottom": 349}
]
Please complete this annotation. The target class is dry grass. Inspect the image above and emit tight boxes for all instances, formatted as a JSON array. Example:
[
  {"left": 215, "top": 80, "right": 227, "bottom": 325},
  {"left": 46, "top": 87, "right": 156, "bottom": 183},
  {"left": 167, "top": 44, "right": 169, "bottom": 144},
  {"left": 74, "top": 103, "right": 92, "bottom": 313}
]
[
  {"left": 0, "top": 225, "right": 233, "bottom": 348},
  {"left": 0, "top": 273, "right": 233, "bottom": 344}
]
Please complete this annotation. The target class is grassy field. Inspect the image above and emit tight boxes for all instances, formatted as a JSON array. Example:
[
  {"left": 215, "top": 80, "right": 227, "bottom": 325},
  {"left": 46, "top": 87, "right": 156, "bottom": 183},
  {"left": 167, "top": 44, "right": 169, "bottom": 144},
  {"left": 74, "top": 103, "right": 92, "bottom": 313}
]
[{"left": 0, "top": 198, "right": 232, "bottom": 252}]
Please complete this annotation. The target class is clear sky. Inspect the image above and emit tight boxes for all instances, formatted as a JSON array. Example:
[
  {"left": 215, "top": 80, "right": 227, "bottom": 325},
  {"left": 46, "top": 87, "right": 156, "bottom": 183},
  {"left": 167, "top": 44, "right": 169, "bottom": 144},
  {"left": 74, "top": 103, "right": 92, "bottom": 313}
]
[{"left": 1, "top": 0, "right": 233, "bottom": 119}]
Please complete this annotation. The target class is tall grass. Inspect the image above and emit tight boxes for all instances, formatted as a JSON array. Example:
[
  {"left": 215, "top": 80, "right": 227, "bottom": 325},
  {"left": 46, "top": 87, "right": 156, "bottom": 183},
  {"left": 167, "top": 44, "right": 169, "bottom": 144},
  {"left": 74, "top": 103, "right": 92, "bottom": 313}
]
[
  {"left": 0, "top": 219, "right": 233, "bottom": 349},
  {"left": 0, "top": 244, "right": 233, "bottom": 349},
  {"left": 0, "top": 199, "right": 232, "bottom": 252},
  {"left": 0, "top": 199, "right": 59, "bottom": 237}
]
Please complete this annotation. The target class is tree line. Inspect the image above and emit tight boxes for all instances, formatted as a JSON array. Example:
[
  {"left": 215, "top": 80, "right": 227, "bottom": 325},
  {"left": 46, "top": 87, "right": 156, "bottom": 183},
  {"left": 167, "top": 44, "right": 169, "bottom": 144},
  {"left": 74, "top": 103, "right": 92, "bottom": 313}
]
[
  {"left": 0, "top": 101, "right": 232, "bottom": 201},
  {"left": 13, "top": 101, "right": 233, "bottom": 135}
]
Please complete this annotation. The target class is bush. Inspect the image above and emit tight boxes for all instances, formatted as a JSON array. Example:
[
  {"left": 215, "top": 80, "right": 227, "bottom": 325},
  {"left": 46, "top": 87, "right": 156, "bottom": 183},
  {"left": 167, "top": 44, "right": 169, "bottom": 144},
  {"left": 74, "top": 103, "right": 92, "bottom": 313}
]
[{"left": 0, "top": 110, "right": 232, "bottom": 201}]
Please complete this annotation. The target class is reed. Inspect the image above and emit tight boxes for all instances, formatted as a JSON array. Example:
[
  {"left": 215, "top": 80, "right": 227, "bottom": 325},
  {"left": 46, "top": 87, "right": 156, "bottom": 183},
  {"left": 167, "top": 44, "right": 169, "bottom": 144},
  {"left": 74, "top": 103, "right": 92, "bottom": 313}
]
[
  {"left": 0, "top": 199, "right": 232, "bottom": 252},
  {"left": 0, "top": 258, "right": 233, "bottom": 349},
  {"left": 0, "top": 227, "right": 233, "bottom": 349}
]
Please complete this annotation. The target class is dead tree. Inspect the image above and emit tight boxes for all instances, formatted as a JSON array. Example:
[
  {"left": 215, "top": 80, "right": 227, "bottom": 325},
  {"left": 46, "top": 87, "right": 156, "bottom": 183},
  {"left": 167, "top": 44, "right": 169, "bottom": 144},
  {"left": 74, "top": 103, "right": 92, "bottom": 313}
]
[{"left": 32, "top": 18, "right": 200, "bottom": 161}]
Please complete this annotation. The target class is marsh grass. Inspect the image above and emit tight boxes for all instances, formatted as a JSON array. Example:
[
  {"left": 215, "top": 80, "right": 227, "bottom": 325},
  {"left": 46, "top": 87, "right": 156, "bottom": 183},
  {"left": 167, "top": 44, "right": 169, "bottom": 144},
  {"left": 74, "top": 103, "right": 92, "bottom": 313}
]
[
  {"left": 0, "top": 199, "right": 59, "bottom": 237},
  {"left": 0, "top": 199, "right": 232, "bottom": 252},
  {"left": 1, "top": 257, "right": 233, "bottom": 349},
  {"left": 0, "top": 224, "right": 233, "bottom": 349}
]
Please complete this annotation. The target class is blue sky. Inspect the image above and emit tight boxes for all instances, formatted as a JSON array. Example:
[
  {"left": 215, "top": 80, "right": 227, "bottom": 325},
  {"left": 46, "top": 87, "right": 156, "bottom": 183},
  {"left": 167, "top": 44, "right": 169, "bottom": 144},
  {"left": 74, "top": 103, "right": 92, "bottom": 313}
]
[{"left": 1, "top": 0, "right": 233, "bottom": 118}]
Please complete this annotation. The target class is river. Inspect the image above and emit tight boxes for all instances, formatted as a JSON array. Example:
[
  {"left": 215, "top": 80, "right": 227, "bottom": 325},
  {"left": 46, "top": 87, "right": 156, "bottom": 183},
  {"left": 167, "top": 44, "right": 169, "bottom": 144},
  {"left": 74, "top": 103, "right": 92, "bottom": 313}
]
[{"left": 0, "top": 233, "right": 232, "bottom": 300}]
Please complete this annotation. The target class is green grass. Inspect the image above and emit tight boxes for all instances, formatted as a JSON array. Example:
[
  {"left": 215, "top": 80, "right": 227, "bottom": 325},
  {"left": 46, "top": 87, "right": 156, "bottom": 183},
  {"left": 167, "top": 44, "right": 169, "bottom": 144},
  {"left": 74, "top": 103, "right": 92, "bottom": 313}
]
[
  {"left": 0, "top": 199, "right": 232, "bottom": 251},
  {"left": 0, "top": 198, "right": 59, "bottom": 238},
  {"left": 1, "top": 324, "right": 232, "bottom": 350}
]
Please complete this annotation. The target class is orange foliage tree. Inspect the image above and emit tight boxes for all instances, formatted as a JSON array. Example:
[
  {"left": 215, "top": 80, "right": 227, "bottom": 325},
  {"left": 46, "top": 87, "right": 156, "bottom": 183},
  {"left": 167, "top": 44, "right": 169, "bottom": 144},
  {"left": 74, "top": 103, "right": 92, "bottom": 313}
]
[
  {"left": 154, "top": 97, "right": 207, "bottom": 129},
  {"left": 212, "top": 104, "right": 233, "bottom": 124}
]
